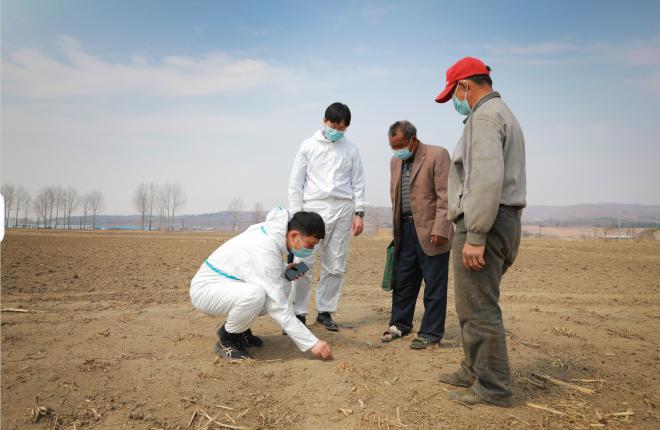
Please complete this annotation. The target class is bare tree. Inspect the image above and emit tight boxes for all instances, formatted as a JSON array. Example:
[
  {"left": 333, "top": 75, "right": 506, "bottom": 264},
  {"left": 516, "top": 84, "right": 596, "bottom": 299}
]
[
  {"left": 88, "top": 190, "right": 104, "bottom": 230},
  {"left": 53, "top": 186, "right": 65, "bottom": 229},
  {"left": 153, "top": 182, "right": 187, "bottom": 231},
  {"left": 82, "top": 193, "right": 92, "bottom": 229},
  {"left": 252, "top": 202, "right": 264, "bottom": 223},
  {"left": 13, "top": 186, "right": 29, "bottom": 227},
  {"left": 133, "top": 183, "right": 149, "bottom": 230},
  {"left": 2, "top": 183, "right": 16, "bottom": 227},
  {"left": 147, "top": 182, "right": 158, "bottom": 231},
  {"left": 159, "top": 185, "right": 171, "bottom": 231},
  {"left": 63, "top": 187, "right": 78, "bottom": 229},
  {"left": 34, "top": 188, "right": 50, "bottom": 228},
  {"left": 167, "top": 182, "right": 186, "bottom": 229},
  {"left": 22, "top": 194, "right": 32, "bottom": 226},
  {"left": 228, "top": 198, "right": 244, "bottom": 231},
  {"left": 45, "top": 186, "right": 56, "bottom": 227}
]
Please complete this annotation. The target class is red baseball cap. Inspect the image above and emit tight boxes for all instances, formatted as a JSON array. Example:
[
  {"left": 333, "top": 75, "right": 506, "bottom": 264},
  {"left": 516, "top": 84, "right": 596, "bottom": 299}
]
[{"left": 435, "top": 57, "right": 490, "bottom": 103}]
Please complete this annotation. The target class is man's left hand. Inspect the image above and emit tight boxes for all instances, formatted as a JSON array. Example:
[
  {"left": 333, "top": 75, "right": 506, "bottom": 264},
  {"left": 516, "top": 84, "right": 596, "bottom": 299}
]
[
  {"left": 430, "top": 235, "right": 447, "bottom": 245},
  {"left": 352, "top": 216, "right": 364, "bottom": 236},
  {"left": 462, "top": 243, "right": 486, "bottom": 271}
]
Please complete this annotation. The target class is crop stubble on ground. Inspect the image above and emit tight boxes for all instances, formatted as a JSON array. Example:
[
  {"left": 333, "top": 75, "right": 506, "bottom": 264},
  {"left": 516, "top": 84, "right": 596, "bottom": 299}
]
[{"left": 1, "top": 230, "right": 659, "bottom": 429}]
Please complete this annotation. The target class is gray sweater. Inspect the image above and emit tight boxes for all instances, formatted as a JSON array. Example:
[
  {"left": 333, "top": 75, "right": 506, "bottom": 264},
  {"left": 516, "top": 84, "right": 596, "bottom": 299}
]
[{"left": 447, "top": 91, "right": 526, "bottom": 245}]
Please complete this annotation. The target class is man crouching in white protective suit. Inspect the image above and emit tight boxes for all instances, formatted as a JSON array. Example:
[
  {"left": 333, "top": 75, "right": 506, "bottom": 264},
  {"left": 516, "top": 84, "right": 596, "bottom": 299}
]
[
  {"left": 287, "top": 102, "right": 366, "bottom": 332},
  {"left": 189, "top": 207, "right": 333, "bottom": 361}
]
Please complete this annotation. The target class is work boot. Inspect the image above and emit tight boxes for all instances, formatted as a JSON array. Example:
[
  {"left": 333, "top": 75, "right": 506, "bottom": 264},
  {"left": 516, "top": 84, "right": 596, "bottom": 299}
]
[
  {"left": 240, "top": 328, "right": 263, "bottom": 347},
  {"left": 282, "top": 314, "right": 306, "bottom": 336},
  {"left": 316, "top": 312, "right": 339, "bottom": 332},
  {"left": 438, "top": 371, "right": 475, "bottom": 388},
  {"left": 214, "top": 324, "right": 251, "bottom": 360}
]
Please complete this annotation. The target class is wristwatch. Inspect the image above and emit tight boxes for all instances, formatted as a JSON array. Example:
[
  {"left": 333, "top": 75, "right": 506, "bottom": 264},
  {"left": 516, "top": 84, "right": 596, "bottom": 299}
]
[{"left": 355, "top": 211, "right": 365, "bottom": 218}]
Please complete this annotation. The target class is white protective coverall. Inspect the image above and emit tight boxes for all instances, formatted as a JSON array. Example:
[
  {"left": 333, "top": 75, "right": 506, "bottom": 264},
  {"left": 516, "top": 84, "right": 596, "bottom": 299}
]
[
  {"left": 189, "top": 207, "right": 319, "bottom": 352},
  {"left": 287, "top": 129, "right": 366, "bottom": 314}
]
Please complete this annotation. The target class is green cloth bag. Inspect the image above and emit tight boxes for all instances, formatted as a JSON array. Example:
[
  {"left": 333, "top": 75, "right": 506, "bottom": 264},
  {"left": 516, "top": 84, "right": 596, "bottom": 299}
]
[{"left": 381, "top": 240, "right": 396, "bottom": 291}]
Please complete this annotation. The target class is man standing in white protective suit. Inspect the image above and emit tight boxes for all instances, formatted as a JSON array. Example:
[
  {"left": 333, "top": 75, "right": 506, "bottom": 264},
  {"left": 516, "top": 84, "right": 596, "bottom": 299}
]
[
  {"left": 189, "top": 207, "right": 333, "bottom": 361},
  {"left": 288, "top": 102, "right": 366, "bottom": 331}
]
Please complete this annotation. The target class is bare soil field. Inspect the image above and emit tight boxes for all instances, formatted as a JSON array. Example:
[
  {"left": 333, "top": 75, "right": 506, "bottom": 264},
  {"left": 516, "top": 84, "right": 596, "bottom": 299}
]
[{"left": 1, "top": 230, "right": 659, "bottom": 429}]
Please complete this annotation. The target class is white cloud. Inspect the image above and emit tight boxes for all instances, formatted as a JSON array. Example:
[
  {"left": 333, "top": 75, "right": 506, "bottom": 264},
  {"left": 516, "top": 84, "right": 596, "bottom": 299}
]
[
  {"left": 2, "top": 35, "right": 302, "bottom": 99},
  {"left": 486, "top": 35, "right": 660, "bottom": 66},
  {"left": 485, "top": 36, "right": 660, "bottom": 94}
]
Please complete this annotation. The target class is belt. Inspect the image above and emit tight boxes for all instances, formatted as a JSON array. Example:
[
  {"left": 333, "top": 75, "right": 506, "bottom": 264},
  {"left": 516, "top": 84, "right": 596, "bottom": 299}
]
[
  {"left": 500, "top": 204, "right": 524, "bottom": 211},
  {"left": 401, "top": 215, "right": 414, "bottom": 223}
]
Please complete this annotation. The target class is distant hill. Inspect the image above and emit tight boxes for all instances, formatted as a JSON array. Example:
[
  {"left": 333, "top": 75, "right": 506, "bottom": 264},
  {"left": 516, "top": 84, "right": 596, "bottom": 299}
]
[
  {"left": 64, "top": 203, "right": 660, "bottom": 230},
  {"left": 521, "top": 203, "right": 660, "bottom": 227}
]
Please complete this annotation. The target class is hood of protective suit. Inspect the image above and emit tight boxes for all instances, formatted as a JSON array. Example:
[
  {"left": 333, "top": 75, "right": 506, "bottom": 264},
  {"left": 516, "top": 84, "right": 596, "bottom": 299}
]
[
  {"left": 313, "top": 129, "right": 345, "bottom": 144},
  {"left": 262, "top": 206, "right": 290, "bottom": 255}
]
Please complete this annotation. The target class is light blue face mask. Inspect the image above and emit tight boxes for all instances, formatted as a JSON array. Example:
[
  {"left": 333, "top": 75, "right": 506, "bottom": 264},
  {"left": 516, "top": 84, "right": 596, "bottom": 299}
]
[
  {"left": 394, "top": 148, "right": 413, "bottom": 160},
  {"left": 324, "top": 126, "right": 345, "bottom": 142},
  {"left": 291, "top": 235, "right": 314, "bottom": 258},
  {"left": 452, "top": 84, "right": 472, "bottom": 116},
  {"left": 392, "top": 137, "right": 413, "bottom": 160}
]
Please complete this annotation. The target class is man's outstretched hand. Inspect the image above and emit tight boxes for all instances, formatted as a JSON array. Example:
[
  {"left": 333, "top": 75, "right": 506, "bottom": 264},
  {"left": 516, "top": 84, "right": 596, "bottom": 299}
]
[{"left": 310, "top": 340, "right": 333, "bottom": 360}]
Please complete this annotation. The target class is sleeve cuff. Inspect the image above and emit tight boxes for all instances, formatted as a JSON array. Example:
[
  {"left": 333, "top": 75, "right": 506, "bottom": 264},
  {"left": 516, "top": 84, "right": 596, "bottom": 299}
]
[
  {"left": 431, "top": 221, "right": 451, "bottom": 238},
  {"left": 466, "top": 231, "right": 487, "bottom": 245},
  {"left": 299, "top": 337, "right": 319, "bottom": 352}
]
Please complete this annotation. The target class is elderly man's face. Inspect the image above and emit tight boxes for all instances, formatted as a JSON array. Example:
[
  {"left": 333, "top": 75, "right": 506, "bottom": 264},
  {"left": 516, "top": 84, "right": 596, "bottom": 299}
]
[{"left": 389, "top": 129, "right": 416, "bottom": 151}]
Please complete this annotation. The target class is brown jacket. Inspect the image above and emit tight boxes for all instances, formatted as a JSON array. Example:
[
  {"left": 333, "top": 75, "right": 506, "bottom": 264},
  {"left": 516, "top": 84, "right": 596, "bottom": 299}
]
[{"left": 391, "top": 141, "right": 453, "bottom": 256}]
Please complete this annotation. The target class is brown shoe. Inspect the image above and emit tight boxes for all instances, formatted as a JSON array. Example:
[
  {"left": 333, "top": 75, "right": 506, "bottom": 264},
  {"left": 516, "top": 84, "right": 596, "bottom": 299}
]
[
  {"left": 448, "top": 391, "right": 483, "bottom": 405},
  {"left": 448, "top": 391, "right": 512, "bottom": 407},
  {"left": 438, "top": 372, "right": 474, "bottom": 388}
]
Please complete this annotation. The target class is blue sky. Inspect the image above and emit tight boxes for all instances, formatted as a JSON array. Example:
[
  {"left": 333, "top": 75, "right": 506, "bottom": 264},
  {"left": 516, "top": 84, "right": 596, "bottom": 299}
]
[{"left": 2, "top": 0, "right": 659, "bottom": 214}]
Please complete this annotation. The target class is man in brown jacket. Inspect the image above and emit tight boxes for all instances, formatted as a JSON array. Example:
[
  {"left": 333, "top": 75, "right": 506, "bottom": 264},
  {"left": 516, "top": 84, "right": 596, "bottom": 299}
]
[{"left": 381, "top": 120, "right": 454, "bottom": 349}]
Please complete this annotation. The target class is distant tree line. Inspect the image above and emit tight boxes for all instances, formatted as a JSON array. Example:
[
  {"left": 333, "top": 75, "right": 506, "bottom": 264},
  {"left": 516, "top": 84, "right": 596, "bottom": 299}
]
[
  {"left": 2, "top": 183, "right": 105, "bottom": 230},
  {"left": 1, "top": 181, "right": 311, "bottom": 233},
  {"left": 132, "top": 182, "right": 186, "bottom": 231}
]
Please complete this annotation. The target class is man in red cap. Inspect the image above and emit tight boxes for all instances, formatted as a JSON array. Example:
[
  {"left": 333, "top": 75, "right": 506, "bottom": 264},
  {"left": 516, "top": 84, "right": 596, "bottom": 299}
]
[{"left": 435, "top": 57, "right": 527, "bottom": 406}]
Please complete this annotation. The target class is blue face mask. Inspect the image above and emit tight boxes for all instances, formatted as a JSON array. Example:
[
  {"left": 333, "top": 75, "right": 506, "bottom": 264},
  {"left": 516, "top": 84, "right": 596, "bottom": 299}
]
[
  {"left": 452, "top": 84, "right": 472, "bottom": 116},
  {"left": 392, "top": 137, "right": 414, "bottom": 160},
  {"left": 291, "top": 235, "right": 314, "bottom": 258},
  {"left": 394, "top": 149, "right": 413, "bottom": 160},
  {"left": 324, "top": 126, "right": 345, "bottom": 142}
]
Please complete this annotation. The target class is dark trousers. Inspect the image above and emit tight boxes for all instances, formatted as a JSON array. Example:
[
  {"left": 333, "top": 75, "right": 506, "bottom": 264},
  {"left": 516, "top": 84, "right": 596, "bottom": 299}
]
[
  {"left": 453, "top": 206, "right": 521, "bottom": 404},
  {"left": 390, "top": 220, "right": 449, "bottom": 342}
]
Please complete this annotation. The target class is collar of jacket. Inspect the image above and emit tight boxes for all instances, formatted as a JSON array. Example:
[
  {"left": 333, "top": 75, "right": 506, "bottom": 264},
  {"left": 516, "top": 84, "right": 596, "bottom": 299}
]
[
  {"left": 395, "top": 141, "right": 426, "bottom": 168},
  {"left": 408, "top": 141, "right": 426, "bottom": 183},
  {"left": 463, "top": 91, "right": 501, "bottom": 124}
]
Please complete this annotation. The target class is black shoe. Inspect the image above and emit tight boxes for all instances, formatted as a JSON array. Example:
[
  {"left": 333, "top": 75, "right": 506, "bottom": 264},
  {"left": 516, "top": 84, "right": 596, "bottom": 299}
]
[
  {"left": 316, "top": 312, "right": 339, "bottom": 332},
  {"left": 283, "top": 314, "right": 306, "bottom": 336},
  {"left": 240, "top": 329, "right": 263, "bottom": 347},
  {"left": 215, "top": 325, "right": 251, "bottom": 360}
]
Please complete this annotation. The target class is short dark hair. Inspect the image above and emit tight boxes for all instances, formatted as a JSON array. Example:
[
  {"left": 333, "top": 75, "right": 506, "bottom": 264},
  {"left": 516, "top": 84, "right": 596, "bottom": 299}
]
[
  {"left": 288, "top": 211, "right": 325, "bottom": 239},
  {"left": 467, "top": 70, "right": 492, "bottom": 87},
  {"left": 324, "top": 102, "right": 351, "bottom": 126},
  {"left": 388, "top": 120, "right": 417, "bottom": 140}
]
